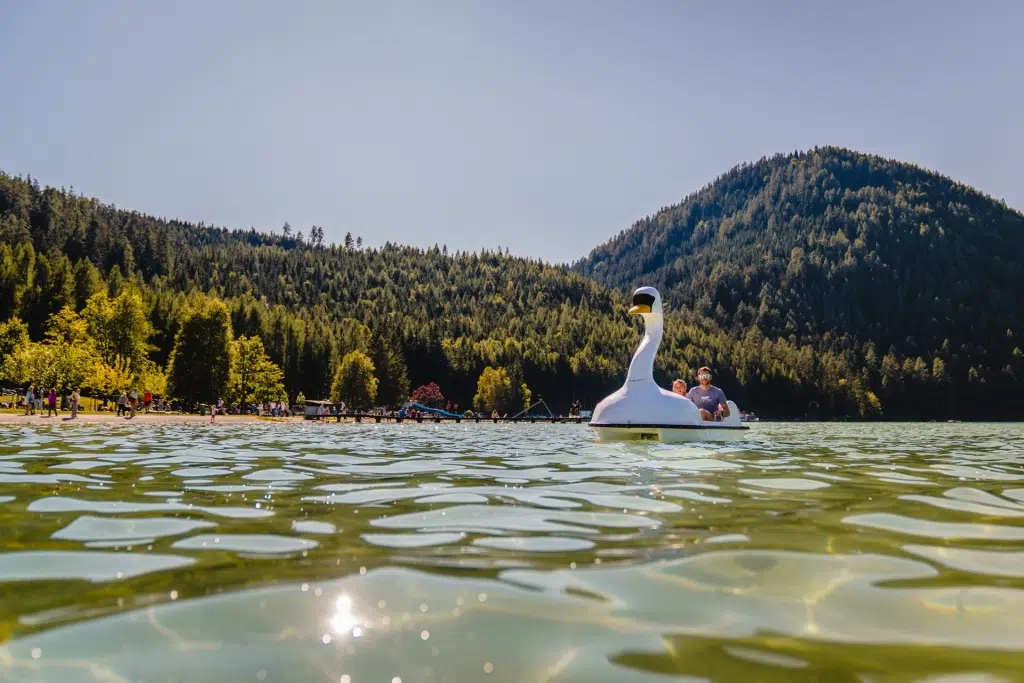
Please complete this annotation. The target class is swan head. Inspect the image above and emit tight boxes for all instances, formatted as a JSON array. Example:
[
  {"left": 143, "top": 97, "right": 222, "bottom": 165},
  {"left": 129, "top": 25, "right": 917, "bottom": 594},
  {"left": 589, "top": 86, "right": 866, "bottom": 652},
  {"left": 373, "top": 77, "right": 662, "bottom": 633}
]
[{"left": 628, "top": 286, "right": 663, "bottom": 318}]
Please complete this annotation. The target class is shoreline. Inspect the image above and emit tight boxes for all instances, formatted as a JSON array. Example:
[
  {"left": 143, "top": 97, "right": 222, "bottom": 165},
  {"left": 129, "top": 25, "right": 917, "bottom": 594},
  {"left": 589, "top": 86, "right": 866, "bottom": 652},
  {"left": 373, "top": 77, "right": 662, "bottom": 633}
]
[
  {"left": 1, "top": 412, "right": 1009, "bottom": 426},
  {"left": 0, "top": 412, "right": 302, "bottom": 425}
]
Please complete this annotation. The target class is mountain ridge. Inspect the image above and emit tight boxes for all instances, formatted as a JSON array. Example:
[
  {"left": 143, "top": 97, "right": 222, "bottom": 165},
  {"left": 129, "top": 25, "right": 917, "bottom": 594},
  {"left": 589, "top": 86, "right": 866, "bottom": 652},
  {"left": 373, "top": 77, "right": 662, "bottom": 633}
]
[
  {"left": 573, "top": 145, "right": 1024, "bottom": 418},
  {"left": 583, "top": 147, "right": 1018, "bottom": 257}
]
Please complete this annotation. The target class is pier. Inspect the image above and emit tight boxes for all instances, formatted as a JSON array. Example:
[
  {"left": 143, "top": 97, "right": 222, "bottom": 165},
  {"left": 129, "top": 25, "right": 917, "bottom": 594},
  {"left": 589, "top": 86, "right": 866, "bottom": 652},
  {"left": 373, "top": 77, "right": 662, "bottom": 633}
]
[
  {"left": 307, "top": 412, "right": 587, "bottom": 425},
  {"left": 303, "top": 397, "right": 588, "bottom": 425}
]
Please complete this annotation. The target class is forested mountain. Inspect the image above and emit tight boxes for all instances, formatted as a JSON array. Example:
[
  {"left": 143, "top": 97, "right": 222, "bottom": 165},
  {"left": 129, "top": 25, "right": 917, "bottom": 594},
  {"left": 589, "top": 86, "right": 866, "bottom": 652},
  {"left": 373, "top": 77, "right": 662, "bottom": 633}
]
[
  {"left": 1, "top": 144, "right": 1021, "bottom": 420},
  {"left": 575, "top": 146, "right": 1024, "bottom": 419}
]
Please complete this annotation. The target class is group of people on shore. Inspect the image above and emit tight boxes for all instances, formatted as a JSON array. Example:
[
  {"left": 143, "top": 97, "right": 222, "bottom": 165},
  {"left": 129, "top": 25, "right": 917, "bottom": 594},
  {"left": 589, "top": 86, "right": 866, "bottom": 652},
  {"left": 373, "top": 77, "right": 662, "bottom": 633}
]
[
  {"left": 17, "top": 386, "right": 165, "bottom": 420},
  {"left": 113, "top": 389, "right": 154, "bottom": 417},
  {"left": 22, "top": 385, "right": 82, "bottom": 418},
  {"left": 671, "top": 366, "right": 731, "bottom": 421},
  {"left": 219, "top": 399, "right": 291, "bottom": 417}
]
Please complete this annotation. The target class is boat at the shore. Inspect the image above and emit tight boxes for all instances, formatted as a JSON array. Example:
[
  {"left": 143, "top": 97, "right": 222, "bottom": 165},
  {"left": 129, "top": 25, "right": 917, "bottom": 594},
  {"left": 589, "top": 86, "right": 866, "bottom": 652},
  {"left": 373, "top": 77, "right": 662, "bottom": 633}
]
[{"left": 589, "top": 287, "right": 750, "bottom": 443}]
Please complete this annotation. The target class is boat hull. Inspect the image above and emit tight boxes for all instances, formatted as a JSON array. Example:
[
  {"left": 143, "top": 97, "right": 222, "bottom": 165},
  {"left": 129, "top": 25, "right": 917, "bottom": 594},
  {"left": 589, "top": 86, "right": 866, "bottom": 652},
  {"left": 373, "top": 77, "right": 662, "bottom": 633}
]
[{"left": 589, "top": 423, "right": 751, "bottom": 443}]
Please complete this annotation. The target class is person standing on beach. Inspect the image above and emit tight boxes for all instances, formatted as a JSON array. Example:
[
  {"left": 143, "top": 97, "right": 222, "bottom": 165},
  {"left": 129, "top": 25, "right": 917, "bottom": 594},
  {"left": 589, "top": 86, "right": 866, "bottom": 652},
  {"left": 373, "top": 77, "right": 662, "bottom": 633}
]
[
  {"left": 143, "top": 390, "right": 152, "bottom": 413},
  {"left": 70, "top": 388, "right": 80, "bottom": 418},
  {"left": 117, "top": 391, "right": 127, "bottom": 416},
  {"left": 46, "top": 388, "right": 57, "bottom": 417},
  {"left": 24, "top": 385, "right": 34, "bottom": 415},
  {"left": 128, "top": 388, "right": 138, "bottom": 418}
]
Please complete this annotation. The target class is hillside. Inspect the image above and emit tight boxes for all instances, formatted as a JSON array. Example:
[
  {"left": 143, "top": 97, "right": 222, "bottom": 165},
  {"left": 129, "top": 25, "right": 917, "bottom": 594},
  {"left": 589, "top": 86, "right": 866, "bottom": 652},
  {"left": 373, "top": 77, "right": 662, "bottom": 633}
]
[{"left": 575, "top": 146, "right": 1024, "bottom": 419}]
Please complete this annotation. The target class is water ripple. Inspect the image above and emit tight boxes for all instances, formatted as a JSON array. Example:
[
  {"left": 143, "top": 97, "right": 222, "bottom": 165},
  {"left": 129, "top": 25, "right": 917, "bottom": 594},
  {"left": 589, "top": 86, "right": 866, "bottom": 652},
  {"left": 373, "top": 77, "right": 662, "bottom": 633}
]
[{"left": 0, "top": 421, "right": 1023, "bottom": 680}]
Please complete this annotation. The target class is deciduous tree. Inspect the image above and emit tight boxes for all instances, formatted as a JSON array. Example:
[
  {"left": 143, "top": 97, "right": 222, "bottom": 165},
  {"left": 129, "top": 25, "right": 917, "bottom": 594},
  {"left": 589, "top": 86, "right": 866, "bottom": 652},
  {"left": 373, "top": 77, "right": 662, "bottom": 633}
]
[
  {"left": 331, "top": 349, "right": 377, "bottom": 410},
  {"left": 167, "top": 294, "right": 233, "bottom": 407},
  {"left": 231, "top": 335, "right": 285, "bottom": 408}
]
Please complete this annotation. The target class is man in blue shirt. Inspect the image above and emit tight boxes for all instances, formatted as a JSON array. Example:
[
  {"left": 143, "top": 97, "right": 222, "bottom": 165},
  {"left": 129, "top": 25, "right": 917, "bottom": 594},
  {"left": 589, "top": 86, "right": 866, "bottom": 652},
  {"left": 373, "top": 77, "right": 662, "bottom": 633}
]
[{"left": 686, "top": 366, "right": 730, "bottom": 421}]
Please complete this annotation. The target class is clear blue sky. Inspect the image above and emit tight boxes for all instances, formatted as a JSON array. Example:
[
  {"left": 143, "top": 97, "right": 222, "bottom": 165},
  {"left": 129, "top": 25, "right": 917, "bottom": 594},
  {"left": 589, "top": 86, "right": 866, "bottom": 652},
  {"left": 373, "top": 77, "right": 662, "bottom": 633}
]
[{"left": 1, "top": 0, "right": 1021, "bottom": 264}]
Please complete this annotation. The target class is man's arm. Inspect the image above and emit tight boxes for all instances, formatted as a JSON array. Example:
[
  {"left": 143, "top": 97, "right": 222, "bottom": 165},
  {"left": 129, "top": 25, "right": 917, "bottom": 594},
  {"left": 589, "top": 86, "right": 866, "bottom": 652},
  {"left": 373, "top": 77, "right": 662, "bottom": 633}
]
[{"left": 717, "top": 389, "right": 730, "bottom": 417}]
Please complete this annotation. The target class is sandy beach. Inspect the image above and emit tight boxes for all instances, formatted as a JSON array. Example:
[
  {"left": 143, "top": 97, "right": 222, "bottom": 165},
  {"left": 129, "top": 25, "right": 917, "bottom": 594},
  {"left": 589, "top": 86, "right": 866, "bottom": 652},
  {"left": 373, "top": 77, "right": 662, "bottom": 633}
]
[{"left": 0, "top": 411, "right": 302, "bottom": 425}]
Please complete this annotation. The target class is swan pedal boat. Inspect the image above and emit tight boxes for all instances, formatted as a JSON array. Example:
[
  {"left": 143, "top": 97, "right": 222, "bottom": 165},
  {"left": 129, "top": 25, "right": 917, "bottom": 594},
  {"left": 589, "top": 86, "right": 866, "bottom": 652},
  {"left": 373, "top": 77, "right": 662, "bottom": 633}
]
[{"left": 588, "top": 286, "right": 750, "bottom": 443}]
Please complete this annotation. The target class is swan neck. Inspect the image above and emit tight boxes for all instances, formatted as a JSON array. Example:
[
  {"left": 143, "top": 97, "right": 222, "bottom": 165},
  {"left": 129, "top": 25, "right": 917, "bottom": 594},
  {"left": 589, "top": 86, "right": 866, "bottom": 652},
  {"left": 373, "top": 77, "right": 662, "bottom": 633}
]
[{"left": 627, "top": 314, "right": 663, "bottom": 382}]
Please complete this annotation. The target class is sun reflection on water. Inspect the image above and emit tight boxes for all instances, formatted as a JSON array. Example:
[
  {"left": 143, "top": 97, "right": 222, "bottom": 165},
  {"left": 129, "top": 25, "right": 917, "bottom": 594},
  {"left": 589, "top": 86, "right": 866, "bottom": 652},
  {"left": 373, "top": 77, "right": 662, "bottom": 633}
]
[{"left": 330, "top": 594, "right": 364, "bottom": 639}]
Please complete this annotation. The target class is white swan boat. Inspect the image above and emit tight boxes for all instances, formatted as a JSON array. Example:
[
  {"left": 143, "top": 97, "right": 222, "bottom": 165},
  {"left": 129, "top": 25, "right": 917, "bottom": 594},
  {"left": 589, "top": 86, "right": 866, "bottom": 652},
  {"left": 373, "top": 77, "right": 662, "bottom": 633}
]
[{"left": 589, "top": 286, "right": 750, "bottom": 443}]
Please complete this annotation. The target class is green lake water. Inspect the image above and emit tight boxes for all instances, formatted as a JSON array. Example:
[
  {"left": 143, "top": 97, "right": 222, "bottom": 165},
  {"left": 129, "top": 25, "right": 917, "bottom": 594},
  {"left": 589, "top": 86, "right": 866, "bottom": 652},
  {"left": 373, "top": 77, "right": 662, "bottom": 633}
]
[{"left": 1, "top": 421, "right": 1024, "bottom": 682}]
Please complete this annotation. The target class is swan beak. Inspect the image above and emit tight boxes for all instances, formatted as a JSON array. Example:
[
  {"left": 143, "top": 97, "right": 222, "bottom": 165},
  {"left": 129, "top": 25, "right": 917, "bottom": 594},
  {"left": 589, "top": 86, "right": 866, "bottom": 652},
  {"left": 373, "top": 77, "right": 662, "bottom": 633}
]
[{"left": 628, "top": 304, "right": 651, "bottom": 315}]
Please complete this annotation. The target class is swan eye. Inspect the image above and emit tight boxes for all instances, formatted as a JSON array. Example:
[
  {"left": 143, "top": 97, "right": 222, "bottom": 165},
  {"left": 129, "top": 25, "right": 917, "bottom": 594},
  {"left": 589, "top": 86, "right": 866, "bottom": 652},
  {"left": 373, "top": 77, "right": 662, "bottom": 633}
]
[{"left": 631, "top": 292, "right": 655, "bottom": 308}]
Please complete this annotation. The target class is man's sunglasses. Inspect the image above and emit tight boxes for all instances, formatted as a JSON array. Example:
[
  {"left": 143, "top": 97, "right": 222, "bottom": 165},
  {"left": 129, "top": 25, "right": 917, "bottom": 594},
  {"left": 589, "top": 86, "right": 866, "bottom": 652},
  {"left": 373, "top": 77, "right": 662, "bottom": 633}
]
[{"left": 697, "top": 374, "right": 711, "bottom": 380}]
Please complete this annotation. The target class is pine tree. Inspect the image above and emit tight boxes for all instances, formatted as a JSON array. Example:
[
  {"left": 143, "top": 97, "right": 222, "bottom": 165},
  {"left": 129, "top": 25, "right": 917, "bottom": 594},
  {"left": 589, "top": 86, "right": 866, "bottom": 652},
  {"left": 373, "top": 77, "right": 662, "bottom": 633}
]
[{"left": 370, "top": 330, "right": 409, "bottom": 408}]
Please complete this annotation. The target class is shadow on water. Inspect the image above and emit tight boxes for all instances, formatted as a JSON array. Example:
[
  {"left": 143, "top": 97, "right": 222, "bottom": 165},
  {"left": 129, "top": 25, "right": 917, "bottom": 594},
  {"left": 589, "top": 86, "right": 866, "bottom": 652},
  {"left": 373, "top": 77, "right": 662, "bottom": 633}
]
[{"left": 1, "top": 421, "right": 1024, "bottom": 681}]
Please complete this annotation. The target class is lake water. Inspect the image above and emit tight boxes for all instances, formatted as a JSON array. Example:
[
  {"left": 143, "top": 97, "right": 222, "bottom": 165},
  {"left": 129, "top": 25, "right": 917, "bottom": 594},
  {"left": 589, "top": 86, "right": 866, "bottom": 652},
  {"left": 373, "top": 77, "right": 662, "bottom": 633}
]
[{"left": 1, "top": 421, "right": 1024, "bottom": 682}]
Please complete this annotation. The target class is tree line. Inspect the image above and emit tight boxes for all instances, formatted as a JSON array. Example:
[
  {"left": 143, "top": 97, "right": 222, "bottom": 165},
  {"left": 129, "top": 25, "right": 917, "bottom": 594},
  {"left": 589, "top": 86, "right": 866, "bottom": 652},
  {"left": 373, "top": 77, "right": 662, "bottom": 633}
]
[
  {"left": 2, "top": 159, "right": 1019, "bottom": 419},
  {"left": 0, "top": 283, "right": 532, "bottom": 416}
]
